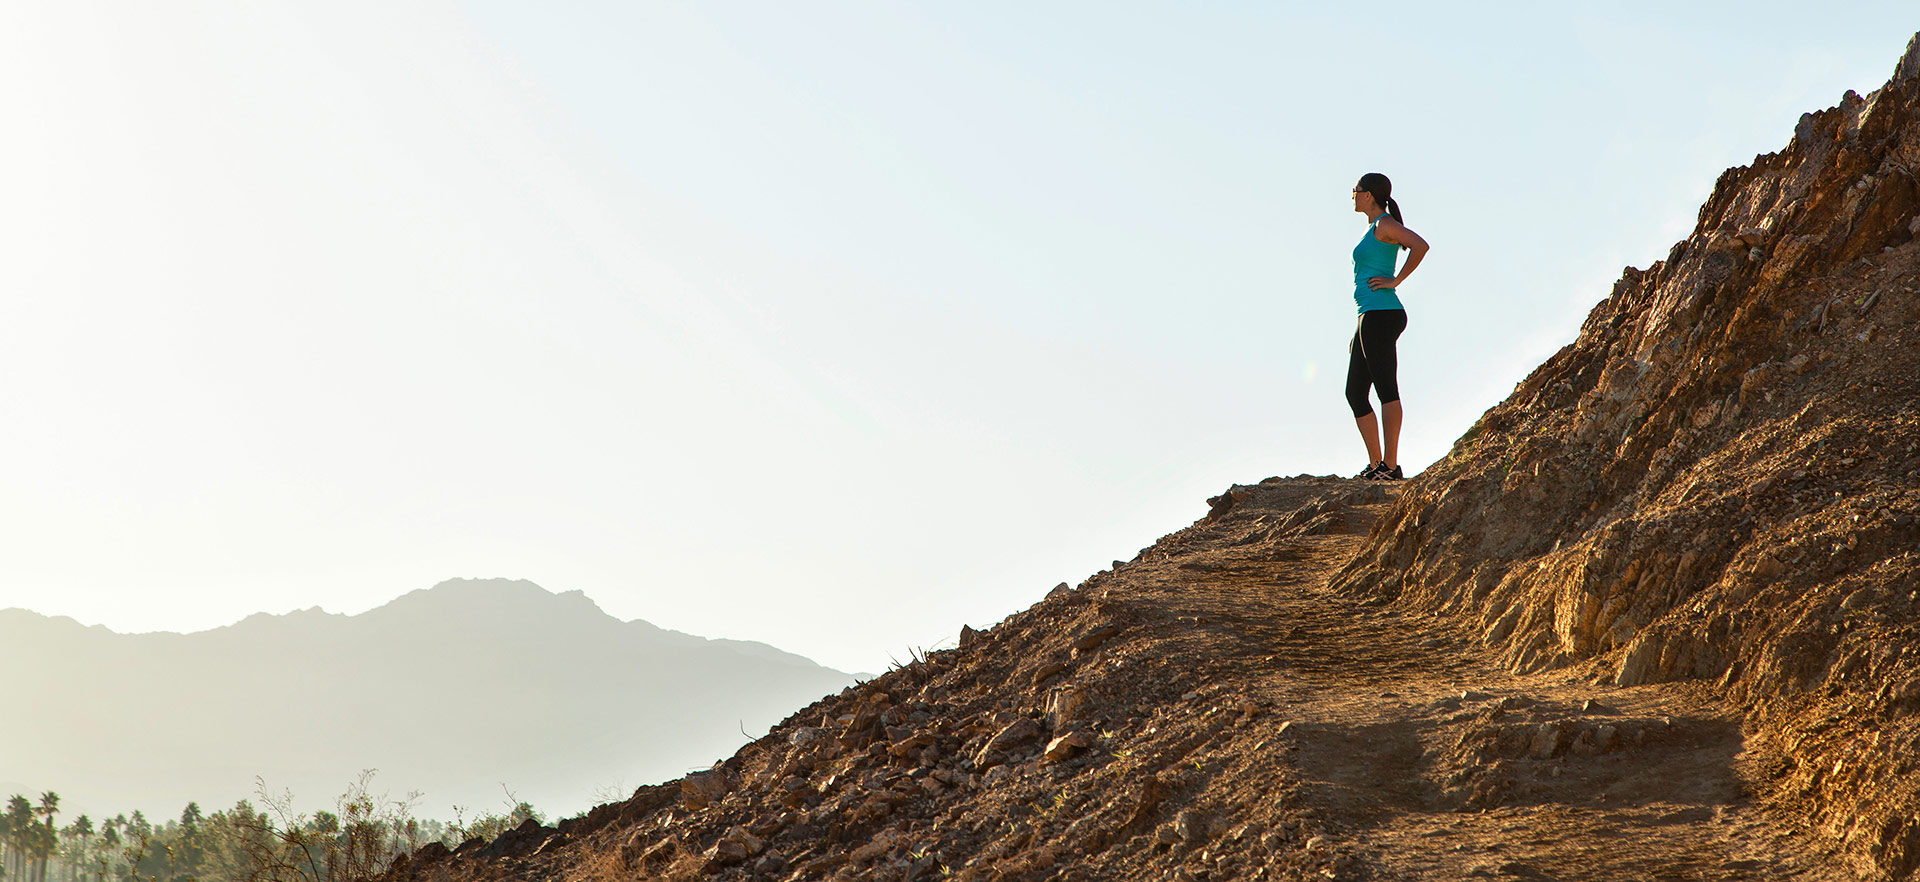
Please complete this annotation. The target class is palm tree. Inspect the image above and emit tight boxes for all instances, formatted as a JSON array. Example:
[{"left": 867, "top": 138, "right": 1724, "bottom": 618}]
[
  {"left": 7, "top": 796, "right": 36, "bottom": 882},
  {"left": 64, "top": 816, "right": 92, "bottom": 882},
  {"left": 2, "top": 803, "right": 14, "bottom": 882},
  {"left": 28, "top": 828, "right": 50, "bottom": 882},
  {"left": 96, "top": 827, "right": 118, "bottom": 882},
  {"left": 33, "top": 793, "right": 58, "bottom": 882}
]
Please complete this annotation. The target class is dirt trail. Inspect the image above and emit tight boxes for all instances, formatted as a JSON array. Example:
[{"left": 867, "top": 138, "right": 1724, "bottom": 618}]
[{"left": 1153, "top": 483, "right": 1846, "bottom": 881}]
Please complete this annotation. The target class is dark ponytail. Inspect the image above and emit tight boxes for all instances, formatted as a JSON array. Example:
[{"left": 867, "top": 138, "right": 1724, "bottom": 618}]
[{"left": 1357, "top": 172, "right": 1407, "bottom": 250}]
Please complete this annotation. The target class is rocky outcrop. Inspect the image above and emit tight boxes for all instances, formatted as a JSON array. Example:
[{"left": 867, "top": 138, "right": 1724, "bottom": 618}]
[{"left": 1334, "top": 32, "right": 1920, "bottom": 878}]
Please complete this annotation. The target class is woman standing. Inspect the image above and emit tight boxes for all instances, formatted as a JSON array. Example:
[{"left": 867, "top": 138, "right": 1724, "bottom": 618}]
[{"left": 1347, "top": 172, "right": 1429, "bottom": 481}]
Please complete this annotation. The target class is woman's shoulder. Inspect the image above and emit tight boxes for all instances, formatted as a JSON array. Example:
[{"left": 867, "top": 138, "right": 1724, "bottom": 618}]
[{"left": 1371, "top": 214, "right": 1414, "bottom": 244}]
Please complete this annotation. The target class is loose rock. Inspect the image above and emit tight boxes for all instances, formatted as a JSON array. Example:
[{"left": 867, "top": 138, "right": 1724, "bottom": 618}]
[{"left": 1044, "top": 729, "right": 1092, "bottom": 762}]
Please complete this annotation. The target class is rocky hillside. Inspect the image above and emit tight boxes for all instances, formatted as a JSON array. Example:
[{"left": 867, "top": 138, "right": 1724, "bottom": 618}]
[
  {"left": 388, "top": 479, "right": 1469, "bottom": 882},
  {"left": 382, "top": 34, "right": 1920, "bottom": 882},
  {"left": 387, "top": 478, "right": 1859, "bottom": 882},
  {"left": 1331, "top": 32, "right": 1920, "bottom": 879}
]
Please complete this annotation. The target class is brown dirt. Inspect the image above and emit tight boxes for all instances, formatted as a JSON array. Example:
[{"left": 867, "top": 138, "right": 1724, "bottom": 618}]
[
  {"left": 384, "top": 33, "right": 1920, "bottom": 882},
  {"left": 387, "top": 479, "right": 1857, "bottom": 882}
]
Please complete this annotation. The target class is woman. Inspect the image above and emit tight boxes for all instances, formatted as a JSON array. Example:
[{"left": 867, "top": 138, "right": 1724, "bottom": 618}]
[{"left": 1346, "top": 172, "right": 1429, "bottom": 481}]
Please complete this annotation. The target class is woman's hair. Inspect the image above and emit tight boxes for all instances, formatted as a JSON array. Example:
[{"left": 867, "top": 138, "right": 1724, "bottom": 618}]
[{"left": 1356, "top": 172, "right": 1407, "bottom": 249}]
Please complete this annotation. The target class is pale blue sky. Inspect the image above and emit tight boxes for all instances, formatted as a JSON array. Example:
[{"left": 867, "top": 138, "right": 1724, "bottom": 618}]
[{"left": 0, "top": 4, "right": 1912, "bottom": 675}]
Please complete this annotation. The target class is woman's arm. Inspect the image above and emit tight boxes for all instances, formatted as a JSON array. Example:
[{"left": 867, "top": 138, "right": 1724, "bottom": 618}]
[{"left": 1368, "top": 218, "right": 1430, "bottom": 290}]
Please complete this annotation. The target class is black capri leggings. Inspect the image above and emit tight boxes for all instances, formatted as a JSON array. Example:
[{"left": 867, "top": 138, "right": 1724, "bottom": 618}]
[{"left": 1345, "top": 308, "right": 1407, "bottom": 418}]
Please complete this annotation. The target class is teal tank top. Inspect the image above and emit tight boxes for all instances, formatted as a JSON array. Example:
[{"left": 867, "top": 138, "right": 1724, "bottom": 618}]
[{"left": 1352, "top": 214, "right": 1404, "bottom": 313}]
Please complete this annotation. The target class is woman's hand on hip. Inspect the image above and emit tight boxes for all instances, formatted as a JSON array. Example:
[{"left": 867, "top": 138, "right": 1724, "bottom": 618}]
[{"left": 1367, "top": 276, "right": 1399, "bottom": 290}]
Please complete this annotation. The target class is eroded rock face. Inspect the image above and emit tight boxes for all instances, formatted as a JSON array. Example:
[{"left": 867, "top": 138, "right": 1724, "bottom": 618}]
[{"left": 1334, "top": 32, "right": 1920, "bottom": 879}]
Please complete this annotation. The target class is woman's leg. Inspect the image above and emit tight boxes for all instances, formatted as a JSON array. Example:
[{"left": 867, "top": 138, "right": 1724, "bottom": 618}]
[
  {"left": 1358, "top": 310, "right": 1408, "bottom": 469},
  {"left": 1381, "top": 401, "right": 1402, "bottom": 470},
  {"left": 1355, "top": 412, "right": 1384, "bottom": 467},
  {"left": 1345, "top": 324, "right": 1383, "bottom": 467}
]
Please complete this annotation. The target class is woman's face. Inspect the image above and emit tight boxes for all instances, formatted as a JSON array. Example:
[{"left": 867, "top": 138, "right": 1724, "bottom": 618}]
[{"left": 1351, "top": 186, "right": 1376, "bottom": 214}]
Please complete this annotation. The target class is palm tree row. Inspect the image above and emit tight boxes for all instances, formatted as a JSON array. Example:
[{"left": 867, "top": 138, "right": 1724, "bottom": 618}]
[
  {"left": 0, "top": 779, "right": 541, "bottom": 882},
  {"left": 0, "top": 792, "right": 62, "bottom": 882}
]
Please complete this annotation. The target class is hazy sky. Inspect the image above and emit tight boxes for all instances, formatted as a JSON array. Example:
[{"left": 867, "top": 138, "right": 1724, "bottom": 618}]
[{"left": 0, "top": 4, "right": 1911, "bottom": 675}]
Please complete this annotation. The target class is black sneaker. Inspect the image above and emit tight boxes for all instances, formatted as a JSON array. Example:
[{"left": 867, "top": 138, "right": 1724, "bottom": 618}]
[
  {"left": 1353, "top": 461, "right": 1385, "bottom": 480},
  {"left": 1378, "top": 464, "right": 1405, "bottom": 481}
]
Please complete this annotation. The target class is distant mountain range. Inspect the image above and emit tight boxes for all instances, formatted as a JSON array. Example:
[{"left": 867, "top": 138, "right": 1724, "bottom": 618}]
[{"left": 0, "top": 578, "right": 856, "bottom": 821}]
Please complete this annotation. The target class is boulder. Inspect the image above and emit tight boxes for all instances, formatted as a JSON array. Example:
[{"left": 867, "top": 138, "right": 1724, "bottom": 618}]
[
  {"left": 1043, "top": 729, "right": 1092, "bottom": 762},
  {"left": 681, "top": 769, "right": 733, "bottom": 809},
  {"left": 974, "top": 718, "right": 1043, "bottom": 769}
]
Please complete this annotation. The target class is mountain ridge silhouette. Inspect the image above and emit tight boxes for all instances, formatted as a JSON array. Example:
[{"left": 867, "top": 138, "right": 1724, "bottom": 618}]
[{"left": 0, "top": 577, "right": 856, "bottom": 822}]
